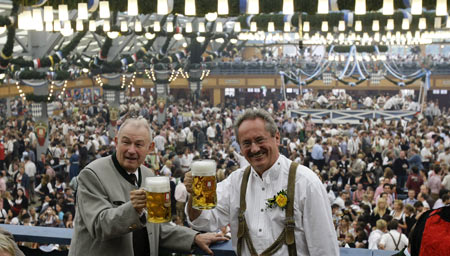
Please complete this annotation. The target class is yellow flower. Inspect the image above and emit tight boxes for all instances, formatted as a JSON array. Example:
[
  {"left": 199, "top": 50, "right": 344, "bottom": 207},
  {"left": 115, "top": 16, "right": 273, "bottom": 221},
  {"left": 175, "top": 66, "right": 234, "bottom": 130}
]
[{"left": 275, "top": 194, "right": 288, "bottom": 208}]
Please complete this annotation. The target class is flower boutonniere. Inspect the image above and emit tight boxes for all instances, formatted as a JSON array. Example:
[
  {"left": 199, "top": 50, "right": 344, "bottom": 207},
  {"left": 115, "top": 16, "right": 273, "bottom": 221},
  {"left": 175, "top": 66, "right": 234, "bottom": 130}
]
[{"left": 266, "top": 189, "right": 288, "bottom": 210}]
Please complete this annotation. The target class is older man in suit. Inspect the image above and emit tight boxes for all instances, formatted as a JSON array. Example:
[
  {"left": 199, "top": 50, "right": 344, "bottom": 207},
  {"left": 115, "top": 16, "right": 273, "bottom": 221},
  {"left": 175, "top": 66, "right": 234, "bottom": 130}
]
[{"left": 69, "top": 117, "right": 226, "bottom": 256}]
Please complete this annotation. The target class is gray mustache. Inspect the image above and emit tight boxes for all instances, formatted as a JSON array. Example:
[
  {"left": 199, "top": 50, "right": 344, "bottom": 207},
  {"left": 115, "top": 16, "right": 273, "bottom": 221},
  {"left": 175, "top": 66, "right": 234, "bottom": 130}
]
[{"left": 248, "top": 151, "right": 265, "bottom": 158}]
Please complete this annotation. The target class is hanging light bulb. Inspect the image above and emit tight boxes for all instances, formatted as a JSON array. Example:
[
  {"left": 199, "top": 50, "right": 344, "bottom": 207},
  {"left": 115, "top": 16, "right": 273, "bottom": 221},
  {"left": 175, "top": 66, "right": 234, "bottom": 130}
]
[
  {"left": 135, "top": 20, "right": 142, "bottom": 32},
  {"left": 284, "top": 22, "right": 290, "bottom": 32},
  {"left": 198, "top": 22, "right": 206, "bottom": 32},
  {"left": 303, "top": 21, "right": 310, "bottom": 32},
  {"left": 58, "top": 4, "right": 69, "bottom": 21},
  {"left": 355, "top": 20, "right": 362, "bottom": 31},
  {"left": 185, "top": 0, "right": 196, "bottom": 16},
  {"left": 121, "top": 21, "right": 128, "bottom": 32},
  {"left": 196, "top": 36, "right": 206, "bottom": 43},
  {"left": 99, "top": 1, "right": 110, "bottom": 19},
  {"left": 107, "top": 31, "right": 119, "bottom": 39},
  {"left": 386, "top": 19, "right": 394, "bottom": 30},
  {"left": 382, "top": 0, "right": 393, "bottom": 15},
  {"left": 185, "top": 22, "right": 192, "bottom": 33},
  {"left": 128, "top": 0, "right": 138, "bottom": 16},
  {"left": 372, "top": 20, "right": 379, "bottom": 31},
  {"left": 402, "top": 18, "right": 410, "bottom": 30},
  {"left": 145, "top": 32, "right": 156, "bottom": 39},
  {"left": 154, "top": 21, "right": 161, "bottom": 32},
  {"left": 78, "top": 3, "right": 88, "bottom": 20},
  {"left": 33, "top": 9, "right": 44, "bottom": 31},
  {"left": 103, "top": 20, "right": 110, "bottom": 32},
  {"left": 43, "top": 6, "right": 53, "bottom": 23},
  {"left": 283, "top": 0, "right": 294, "bottom": 15},
  {"left": 166, "top": 21, "right": 174, "bottom": 32},
  {"left": 418, "top": 17, "right": 426, "bottom": 30},
  {"left": 216, "top": 21, "right": 223, "bottom": 32},
  {"left": 234, "top": 22, "right": 241, "bottom": 32},
  {"left": 23, "top": 10, "right": 35, "bottom": 30},
  {"left": 447, "top": 18, "right": 450, "bottom": 28},
  {"left": 267, "top": 22, "right": 275, "bottom": 32},
  {"left": 53, "top": 20, "right": 61, "bottom": 31},
  {"left": 217, "top": 0, "right": 229, "bottom": 15},
  {"left": 338, "top": 20, "right": 345, "bottom": 31},
  {"left": 89, "top": 20, "right": 96, "bottom": 31},
  {"left": 76, "top": 19, "right": 84, "bottom": 31},
  {"left": 434, "top": 17, "right": 442, "bottom": 28},
  {"left": 374, "top": 32, "right": 380, "bottom": 42},
  {"left": 436, "top": 0, "right": 447, "bottom": 16},
  {"left": 18, "top": 13, "right": 25, "bottom": 31},
  {"left": 247, "top": 0, "right": 259, "bottom": 14},
  {"left": 174, "top": 33, "right": 183, "bottom": 41},
  {"left": 205, "top": 12, "right": 218, "bottom": 22},
  {"left": 157, "top": 0, "right": 169, "bottom": 15},
  {"left": 61, "top": 23, "right": 73, "bottom": 37},
  {"left": 321, "top": 21, "right": 328, "bottom": 31},
  {"left": 318, "top": 0, "right": 329, "bottom": 14},
  {"left": 355, "top": 0, "right": 366, "bottom": 15},
  {"left": 411, "top": 0, "right": 422, "bottom": 15},
  {"left": 63, "top": 20, "right": 71, "bottom": 30},
  {"left": 250, "top": 21, "right": 257, "bottom": 32},
  {"left": 45, "top": 21, "right": 53, "bottom": 32}
]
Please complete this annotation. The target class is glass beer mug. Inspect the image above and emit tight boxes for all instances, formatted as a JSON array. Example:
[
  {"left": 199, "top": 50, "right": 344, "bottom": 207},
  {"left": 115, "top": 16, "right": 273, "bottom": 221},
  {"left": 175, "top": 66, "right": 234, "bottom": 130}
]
[
  {"left": 191, "top": 160, "right": 217, "bottom": 210},
  {"left": 144, "top": 176, "right": 171, "bottom": 223}
]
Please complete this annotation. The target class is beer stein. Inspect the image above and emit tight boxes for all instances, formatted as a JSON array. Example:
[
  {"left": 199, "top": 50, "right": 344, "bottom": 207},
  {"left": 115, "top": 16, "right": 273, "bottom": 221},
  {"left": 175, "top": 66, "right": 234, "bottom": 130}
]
[
  {"left": 144, "top": 176, "right": 171, "bottom": 223},
  {"left": 191, "top": 160, "right": 217, "bottom": 210}
]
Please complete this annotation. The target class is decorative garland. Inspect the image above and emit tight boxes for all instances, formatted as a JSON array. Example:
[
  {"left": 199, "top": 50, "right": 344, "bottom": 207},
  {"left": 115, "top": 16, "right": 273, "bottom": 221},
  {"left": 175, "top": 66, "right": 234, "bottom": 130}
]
[
  {"left": 101, "top": 84, "right": 126, "bottom": 91},
  {"left": 384, "top": 74, "right": 424, "bottom": 87},
  {"left": 283, "top": 72, "right": 318, "bottom": 86},
  {"left": 9, "top": 30, "right": 87, "bottom": 69},
  {"left": 0, "top": 1, "right": 19, "bottom": 70},
  {"left": 25, "top": 94, "right": 56, "bottom": 103},
  {"left": 0, "top": 16, "right": 13, "bottom": 27},
  {"left": 327, "top": 46, "right": 388, "bottom": 53},
  {"left": 335, "top": 76, "right": 369, "bottom": 87}
]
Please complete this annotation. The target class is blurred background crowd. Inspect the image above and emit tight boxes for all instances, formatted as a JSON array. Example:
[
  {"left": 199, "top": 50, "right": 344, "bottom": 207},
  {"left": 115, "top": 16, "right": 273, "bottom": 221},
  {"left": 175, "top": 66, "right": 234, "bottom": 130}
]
[{"left": 0, "top": 93, "right": 449, "bottom": 252}]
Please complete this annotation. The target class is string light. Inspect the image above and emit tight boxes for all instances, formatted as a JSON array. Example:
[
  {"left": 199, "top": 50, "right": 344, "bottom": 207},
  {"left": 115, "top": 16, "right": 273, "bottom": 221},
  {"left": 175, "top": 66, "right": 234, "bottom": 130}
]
[
  {"left": 16, "top": 81, "right": 26, "bottom": 101},
  {"left": 121, "top": 74, "right": 127, "bottom": 89},
  {"left": 48, "top": 81, "right": 54, "bottom": 101},
  {"left": 59, "top": 80, "right": 67, "bottom": 99},
  {"left": 95, "top": 75, "right": 103, "bottom": 87},
  {"left": 128, "top": 72, "right": 137, "bottom": 88}
]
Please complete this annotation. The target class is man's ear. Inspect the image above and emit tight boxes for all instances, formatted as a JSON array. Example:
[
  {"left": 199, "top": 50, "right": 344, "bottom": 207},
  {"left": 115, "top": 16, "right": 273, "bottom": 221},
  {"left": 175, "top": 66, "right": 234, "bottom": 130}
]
[
  {"left": 274, "top": 131, "right": 281, "bottom": 145},
  {"left": 114, "top": 136, "right": 118, "bottom": 145}
]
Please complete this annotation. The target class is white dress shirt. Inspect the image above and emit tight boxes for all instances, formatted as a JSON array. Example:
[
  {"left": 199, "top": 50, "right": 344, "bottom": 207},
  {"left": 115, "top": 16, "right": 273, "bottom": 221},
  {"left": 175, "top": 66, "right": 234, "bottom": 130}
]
[
  {"left": 175, "top": 182, "right": 188, "bottom": 203},
  {"left": 187, "top": 155, "right": 339, "bottom": 256},
  {"left": 368, "top": 229, "right": 384, "bottom": 250},
  {"left": 25, "top": 161, "right": 37, "bottom": 178},
  {"left": 379, "top": 230, "right": 408, "bottom": 251}
]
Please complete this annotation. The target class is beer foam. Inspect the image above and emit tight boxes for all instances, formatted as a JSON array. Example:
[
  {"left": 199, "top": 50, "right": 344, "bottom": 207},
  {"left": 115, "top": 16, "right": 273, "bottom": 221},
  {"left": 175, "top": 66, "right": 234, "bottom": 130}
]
[
  {"left": 191, "top": 160, "right": 216, "bottom": 176},
  {"left": 144, "top": 176, "right": 170, "bottom": 193}
]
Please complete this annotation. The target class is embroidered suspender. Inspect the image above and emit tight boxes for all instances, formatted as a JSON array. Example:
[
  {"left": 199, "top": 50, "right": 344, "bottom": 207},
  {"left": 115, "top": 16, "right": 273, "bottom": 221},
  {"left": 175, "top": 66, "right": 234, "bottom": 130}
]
[{"left": 237, "top": 162, "right": 298, "bottom": 256}]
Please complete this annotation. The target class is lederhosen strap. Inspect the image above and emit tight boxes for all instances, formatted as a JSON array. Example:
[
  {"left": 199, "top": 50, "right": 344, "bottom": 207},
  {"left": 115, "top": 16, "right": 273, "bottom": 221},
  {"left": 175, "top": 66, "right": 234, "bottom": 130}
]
[
  {"left": 388, "top": 232, "right": 401, "bottom": 251},
  {"left": 237, "top": 162, "right": 298, "bottom": 256}
]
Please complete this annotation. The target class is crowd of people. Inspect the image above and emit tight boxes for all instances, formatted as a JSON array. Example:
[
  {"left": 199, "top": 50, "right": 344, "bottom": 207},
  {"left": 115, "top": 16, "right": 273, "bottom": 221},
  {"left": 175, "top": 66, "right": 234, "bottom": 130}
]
[
  {"left": 284, "top": 90, "right": 431, "bottom": 112},
  {"left": 0, "top": 91, "right": 449, "bottom": 253}
]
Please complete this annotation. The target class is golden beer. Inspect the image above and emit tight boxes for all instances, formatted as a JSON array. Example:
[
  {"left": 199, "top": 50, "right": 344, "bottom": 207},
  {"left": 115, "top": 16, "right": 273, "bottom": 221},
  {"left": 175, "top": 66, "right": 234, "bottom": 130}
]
[
  {"left": 144, "top": 177, "right": 171, "bottom": 223},
  {"left": 191, "top": 160, "right": 217, "bottom": 210}
]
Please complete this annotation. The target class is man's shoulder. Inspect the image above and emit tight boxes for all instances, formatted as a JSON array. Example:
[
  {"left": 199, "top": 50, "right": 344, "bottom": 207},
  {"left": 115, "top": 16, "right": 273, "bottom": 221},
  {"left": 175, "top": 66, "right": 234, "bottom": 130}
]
[{"left": 83, "top": 156, "right": 113, "bottom": 173}]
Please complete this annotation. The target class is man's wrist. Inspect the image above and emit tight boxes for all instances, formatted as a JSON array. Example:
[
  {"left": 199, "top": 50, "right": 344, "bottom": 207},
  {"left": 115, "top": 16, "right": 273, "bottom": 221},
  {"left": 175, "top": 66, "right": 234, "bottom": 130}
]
[{"left": 191, "top": 233, "right": 200, "bottom": 252}]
